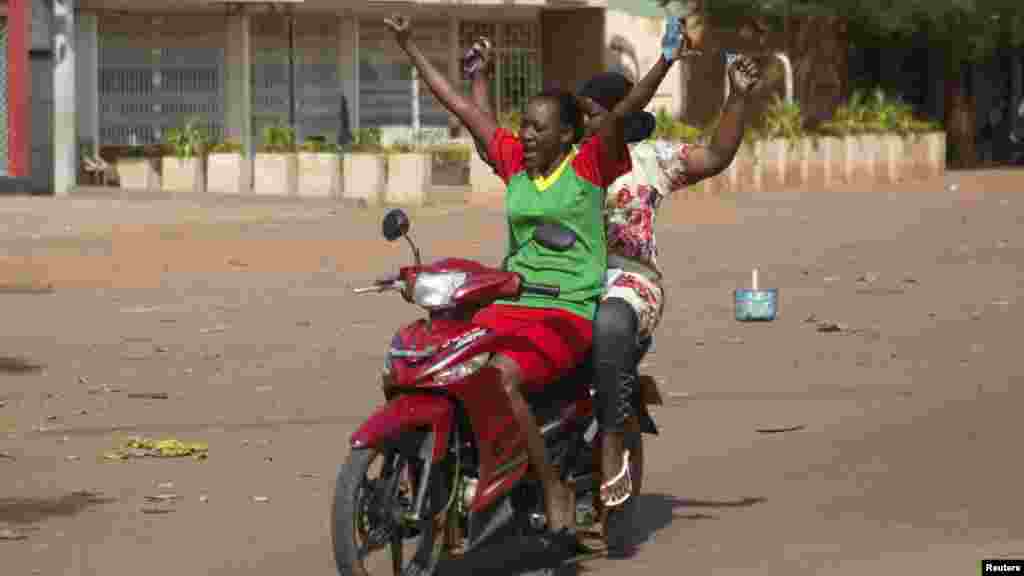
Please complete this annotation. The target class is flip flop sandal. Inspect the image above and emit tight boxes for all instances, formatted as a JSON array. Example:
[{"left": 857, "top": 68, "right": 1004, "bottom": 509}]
[{"left": 599, "top": 449, "right": 633, "bottom": 508}]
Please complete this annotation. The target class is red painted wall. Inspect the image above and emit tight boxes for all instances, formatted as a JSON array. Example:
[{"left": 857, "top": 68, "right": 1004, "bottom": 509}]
[{"left": 6, "top": 0, "right": 29, "bottom": 177}]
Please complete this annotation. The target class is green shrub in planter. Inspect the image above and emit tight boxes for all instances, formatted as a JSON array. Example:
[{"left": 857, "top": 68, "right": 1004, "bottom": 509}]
[
  {"left": 164, "top": 117, "right": 209, "bottom": 159},
  {"left": 343, "top": 128, "right": 385, "bottom": 204},
  {"left": 206, "top": 139, "right": 247, "bottom": 194},
  {"left": 347, "top": 127, "right": 383, "bottom": 154},
  {"left": 385, "top": 140, "right": 416, "bottom": 155},
  {"left": 298, "top": 135, "right": 341, "bottom": 198},
  {"left": 209, "top": 140, "right": 243, "bottom": 155},
  {"left": 762, "top": 94, "right": 806, "bottom": 145},
  {"left": 162, "top": 118, "right": 209, "bottom": 192},
  {"left": 654, "top": 107, "right": 703, "bottom": 143},
  {"left": 254, "top": 123, "right": 298, "bottom": 195},
  {"left": 300, "top": 135, "right": 340, "bottom": 154},
  {"left": 261, "top": 122, "right": 297, "bottom": 153},
  {"left": 426, "top": 143, "right": 471, "bottom": 167}
]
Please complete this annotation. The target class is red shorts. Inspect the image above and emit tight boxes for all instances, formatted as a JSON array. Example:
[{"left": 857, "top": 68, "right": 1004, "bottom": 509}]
[{"left": 472, "top": 304, "right": 593, "bottom": 393}]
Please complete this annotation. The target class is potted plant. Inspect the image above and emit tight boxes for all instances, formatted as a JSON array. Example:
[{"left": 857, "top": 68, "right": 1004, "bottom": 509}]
[
  {"left": 384, "top": 133, "right": 434, "bottom": 206},
  {"left": 254, "top": 122, "right": 298, "bottom": 196},
  {"left": 820, "top": 91, "right": 877, "bottom": 184},
  {"left": 206, "top": 139, "right": 246, "bottom": 195},
  {"left": 342, "top": 127, "right": 385, "bottom": 206},
  {"left": 114, "top": 144, "right": 163, "bottom": 190},
  {"left": 758, "top": 95, "right": 806, "bottom": 191},
  {"left": 888, "top": 100, "right": 945, "bottom": 181},
  {"left": 425, "top": 142, "right": 472, "bottom": 204},
  {"left": 162, "top": 117, "right": 208, "bottom": 193},
  {"left": 298, "top": 135, "right": 341, "bottom": 199}
]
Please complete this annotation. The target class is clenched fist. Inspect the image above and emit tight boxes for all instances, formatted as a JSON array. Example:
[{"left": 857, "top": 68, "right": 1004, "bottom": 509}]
[{"left": 727, "top": 54, "right": 761, "bottom": 96}]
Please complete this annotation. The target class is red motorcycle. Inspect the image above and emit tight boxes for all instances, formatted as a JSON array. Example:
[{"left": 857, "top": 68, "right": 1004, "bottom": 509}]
[{"left": 331, "top": 209, "right": 663, "bottom": 576}]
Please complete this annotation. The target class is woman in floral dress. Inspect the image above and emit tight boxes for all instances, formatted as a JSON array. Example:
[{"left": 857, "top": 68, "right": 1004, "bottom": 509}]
[{"left": 467, "top": 9, "right": 762, "bottom": 552}]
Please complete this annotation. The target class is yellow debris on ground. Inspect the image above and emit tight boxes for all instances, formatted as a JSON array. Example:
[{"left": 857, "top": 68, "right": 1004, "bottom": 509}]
[{"left": 104, "top": 437, "right": 209, "bottom": 461}]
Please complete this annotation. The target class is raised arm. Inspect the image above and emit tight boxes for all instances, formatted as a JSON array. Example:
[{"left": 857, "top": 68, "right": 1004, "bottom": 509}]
[
  {"left": 604, "top": 8, "right": 707, "bottom": 121},
  {"left": 467, "top": 37, "right": 497, "bottom": 169},
  {"left": 385, "top": 15, "right": 498, "bottom": 150},
  {"left": 578, "top": 15, "right": 690, "bottom": 167},
  {"left": 680, "top": 54, "right": 760, "bottom": 184}
]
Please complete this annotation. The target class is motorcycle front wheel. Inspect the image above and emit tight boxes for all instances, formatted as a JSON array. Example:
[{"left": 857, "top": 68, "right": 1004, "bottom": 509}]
[{"left": 331, "top": 444, "right": 445, "bottom": 576}]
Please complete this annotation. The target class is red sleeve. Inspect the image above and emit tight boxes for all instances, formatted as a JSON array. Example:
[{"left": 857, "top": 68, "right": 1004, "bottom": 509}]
[
  {"left": 487, "top": 128, "right": 525, "bottom": 184},
  {"left": 571, "top": 134, "right": 632, "bottom": 189}
]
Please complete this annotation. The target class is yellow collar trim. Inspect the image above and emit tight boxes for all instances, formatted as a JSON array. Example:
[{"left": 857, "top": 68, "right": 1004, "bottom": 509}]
[{"left": 532, "top": 148, "right": 577, "bottom": 192}]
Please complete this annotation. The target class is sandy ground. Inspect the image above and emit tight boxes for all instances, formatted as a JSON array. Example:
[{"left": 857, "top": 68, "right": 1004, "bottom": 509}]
[{"left": 1, "top": 169, "right": 1023, "bottom": 576}]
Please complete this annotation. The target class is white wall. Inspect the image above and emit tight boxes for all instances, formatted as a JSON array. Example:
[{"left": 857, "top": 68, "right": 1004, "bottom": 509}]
[{"left": 604, "top": 9, "right": 681, "bottom": 117}]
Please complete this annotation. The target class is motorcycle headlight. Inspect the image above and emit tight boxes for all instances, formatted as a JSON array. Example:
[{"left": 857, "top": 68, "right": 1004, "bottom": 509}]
[
  {"left": 412, "top": 272, "right": 468, "bottom": 309},
  {"left": 431, "top": 352, "right": 491, "bottom": 385}
]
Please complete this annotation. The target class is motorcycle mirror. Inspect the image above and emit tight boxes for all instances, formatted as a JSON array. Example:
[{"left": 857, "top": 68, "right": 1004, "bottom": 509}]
[
  {"left": 382, "top": 209, "right": 410, "bottom": 242},
  {"left": 533, "top": 222, "right": 577, "bottom": 252}
]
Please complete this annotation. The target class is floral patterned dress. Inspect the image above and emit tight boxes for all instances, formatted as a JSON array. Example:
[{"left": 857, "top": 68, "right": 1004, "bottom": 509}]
[{"left": 602, "top": 139, "right": 695, "bottom": 339}]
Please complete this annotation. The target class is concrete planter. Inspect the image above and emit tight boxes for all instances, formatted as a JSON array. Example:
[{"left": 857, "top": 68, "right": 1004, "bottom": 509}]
[
  {"left": 115, "top": 157, "right": 161, "bottom": 190},
  {"left": 162, "top": 157, "right": 205, "bottom": 193},
  {"left": 841, "top": 135, "right": 879, "bottom": 184},
  {"left": 730, "top": 143, "right": 758, "bottom": 193},
  {"left": 386, "top": 153, "right": 433, "bottom": 206},
  {"left": 759, "top": 139, "right": 789, "bottom": 191},
  {"left": 298, "top": 153, "right": 341, "bottom": 198},
  {"left": 253, "top": 153, "right": 298, "bottom": 196},
  {"left": 206, "top": 153, "right": 247, "bottom": 195},
  {"left": 878, "top": 135, "right": 905, "bottom": 184},
  {"left": 342, "top": 153, "right": 385, "bottom": 206},
  {"left": 822, "top": 136, "right": 843, "bottom": 189},
  {"left": 469, "top": 152, "right": 505, "bottom": 206},
  {"left": 914, "top": 132, "right": 946, "bottom": 179}
]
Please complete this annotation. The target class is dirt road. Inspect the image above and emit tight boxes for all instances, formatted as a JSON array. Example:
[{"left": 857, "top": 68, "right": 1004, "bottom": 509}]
[{"left": 1, "top": 170, "right": 1023, "bottom": 575}]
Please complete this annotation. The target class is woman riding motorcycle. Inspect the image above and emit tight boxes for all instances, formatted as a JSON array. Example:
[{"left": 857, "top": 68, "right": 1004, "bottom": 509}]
[
  {"left": 386, "top": 13, "right": 686, "bottom": 549},
  {"left": 465, "top": 8, "right": 762, "bottom": 552}
]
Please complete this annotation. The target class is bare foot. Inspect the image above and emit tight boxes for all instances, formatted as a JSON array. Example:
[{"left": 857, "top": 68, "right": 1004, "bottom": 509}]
[{"left": 601, "top": 432, "right": 626, "bottom": 491}]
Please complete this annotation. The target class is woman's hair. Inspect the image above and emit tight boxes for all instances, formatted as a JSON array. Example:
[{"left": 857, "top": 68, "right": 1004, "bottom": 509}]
[{"left": 532, "top": 88, "right": 585, "bottom": 143}]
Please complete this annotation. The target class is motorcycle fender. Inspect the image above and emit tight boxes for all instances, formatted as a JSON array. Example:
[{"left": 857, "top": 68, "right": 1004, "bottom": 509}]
[{"left": 350, "top": 394, "right": 452, "bottom": 462}]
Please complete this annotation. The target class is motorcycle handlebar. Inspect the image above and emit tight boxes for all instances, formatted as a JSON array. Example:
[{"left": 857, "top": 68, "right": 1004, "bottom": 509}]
[
  {"left": 352, "top": 279, "right": 404, "bottom": 294},
  {"left": 520, "top": 282, "right": 560, "bottom": 298}
]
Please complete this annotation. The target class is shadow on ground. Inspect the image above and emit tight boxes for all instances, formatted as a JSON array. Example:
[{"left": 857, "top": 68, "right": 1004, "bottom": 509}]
[
  {"left": 0, "top": 356, "right": 44, "bottom": 374},
  {"left": 0, "top": 491, "right": 117, "bottom": 525},
  {"left": 430, "top": 494, "right": 766, "bottom": 575}
]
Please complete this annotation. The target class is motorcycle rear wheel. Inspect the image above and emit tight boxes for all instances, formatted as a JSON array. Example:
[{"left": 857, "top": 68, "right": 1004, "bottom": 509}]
[{"left": 332, "top": 446, "right": 444, "bottom": 576}]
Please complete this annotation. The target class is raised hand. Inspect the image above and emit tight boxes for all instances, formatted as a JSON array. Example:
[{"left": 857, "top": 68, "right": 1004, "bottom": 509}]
[
  {"left": 662, "top": 10, "right": 705, "bottom": 61},
  {"left": 463, "top": 36, "right": 494, "bottom": 79},
  {"left": 384, "top": 14, "right": 412, "bottom": 48},
  {"left": 474, "top": 37, "right": 495, "bottom": 75},
  {"left": 727, "top": 54, "right": 761, "bottom": 97}
]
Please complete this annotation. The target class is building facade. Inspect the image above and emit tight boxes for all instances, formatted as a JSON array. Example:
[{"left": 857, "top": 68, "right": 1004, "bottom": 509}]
[{"left": 5, "top": 0, "right": 713, "bottom": 194}]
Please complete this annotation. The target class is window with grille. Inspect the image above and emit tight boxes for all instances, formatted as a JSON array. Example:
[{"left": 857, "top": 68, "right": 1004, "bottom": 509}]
[
  {"left": 358, "top": 18, "right": 450, "bottom": 130},
  {"left": 251, "top": 15, "right": 342, "bottom": 148},
  {"left": 459, "top": 20, "right": 541, "bottom": 123},
  {"left": 98, "top": 14, "right": 224, "bottom": 147}
]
